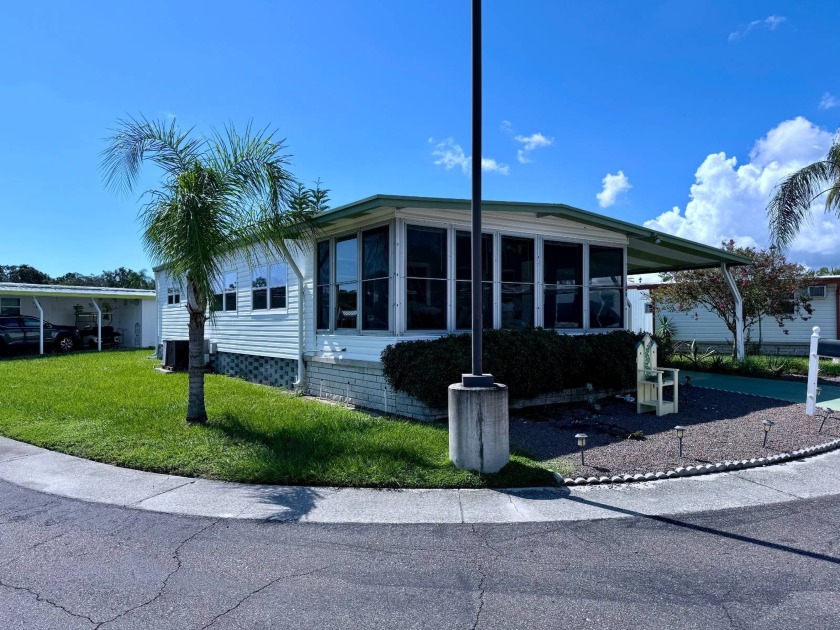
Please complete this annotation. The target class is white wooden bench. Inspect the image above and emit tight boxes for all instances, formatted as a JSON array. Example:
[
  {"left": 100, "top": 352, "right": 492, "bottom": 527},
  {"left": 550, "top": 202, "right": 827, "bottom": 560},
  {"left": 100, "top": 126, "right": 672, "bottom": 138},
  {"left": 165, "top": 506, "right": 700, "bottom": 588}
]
[{"left": 636, "top": 334, "right": 679, "bottom": 416}]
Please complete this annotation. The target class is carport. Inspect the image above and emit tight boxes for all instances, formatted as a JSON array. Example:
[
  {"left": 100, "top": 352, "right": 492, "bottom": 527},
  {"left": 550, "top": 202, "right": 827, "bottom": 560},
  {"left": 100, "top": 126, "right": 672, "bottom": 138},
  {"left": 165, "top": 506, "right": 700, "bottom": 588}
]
[{"left": 0, "top": 283, "right": 157, "bottom": 354}]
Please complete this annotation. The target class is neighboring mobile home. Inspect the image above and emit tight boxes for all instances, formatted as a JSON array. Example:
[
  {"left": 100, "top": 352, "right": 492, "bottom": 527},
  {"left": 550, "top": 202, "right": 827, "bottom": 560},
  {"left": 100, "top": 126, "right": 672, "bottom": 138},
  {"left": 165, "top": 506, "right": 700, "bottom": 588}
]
[
  {"left": 630, "top": 277, "right": 840, "bottom": 355},
  {"left": 155, "top": 195, "right": 750, "bottom": 418}
]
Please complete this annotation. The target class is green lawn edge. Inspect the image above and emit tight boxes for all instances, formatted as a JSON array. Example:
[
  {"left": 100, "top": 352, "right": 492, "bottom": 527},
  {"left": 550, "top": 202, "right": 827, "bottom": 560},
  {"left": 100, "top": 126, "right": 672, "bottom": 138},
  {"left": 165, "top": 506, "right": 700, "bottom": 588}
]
[{"left": 0, "top": 350, "right": 564, "bottom": 489}]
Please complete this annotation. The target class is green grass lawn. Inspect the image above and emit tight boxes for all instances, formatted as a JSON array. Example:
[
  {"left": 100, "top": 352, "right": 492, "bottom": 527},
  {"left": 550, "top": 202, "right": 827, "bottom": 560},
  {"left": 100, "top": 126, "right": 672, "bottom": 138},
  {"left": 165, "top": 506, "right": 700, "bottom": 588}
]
[{"left": 0, "top": 350, "right": 560, "bottom": 488}]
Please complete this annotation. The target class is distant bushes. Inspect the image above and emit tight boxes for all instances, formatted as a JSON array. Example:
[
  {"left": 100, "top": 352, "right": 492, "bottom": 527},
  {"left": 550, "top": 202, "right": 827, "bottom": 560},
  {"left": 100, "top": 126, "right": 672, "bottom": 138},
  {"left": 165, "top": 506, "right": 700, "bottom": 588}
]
[{"left": 381, "top": 329, "right": 643, "bottom": 409}]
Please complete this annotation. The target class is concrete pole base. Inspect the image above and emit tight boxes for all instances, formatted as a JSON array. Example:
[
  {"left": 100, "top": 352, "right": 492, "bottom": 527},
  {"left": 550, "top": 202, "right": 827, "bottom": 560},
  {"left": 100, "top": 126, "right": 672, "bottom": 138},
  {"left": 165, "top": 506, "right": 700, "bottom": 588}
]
[{"left": 448, "top": 383, "right": 509, "bottom": 473}]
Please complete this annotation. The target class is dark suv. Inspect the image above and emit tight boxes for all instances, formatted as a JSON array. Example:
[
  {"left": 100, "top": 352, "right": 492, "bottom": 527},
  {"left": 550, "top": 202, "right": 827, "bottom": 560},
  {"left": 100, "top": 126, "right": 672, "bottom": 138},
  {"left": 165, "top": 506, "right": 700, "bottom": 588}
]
[{"left": 0, "top": 316, "right": 81, "bottom": 354}]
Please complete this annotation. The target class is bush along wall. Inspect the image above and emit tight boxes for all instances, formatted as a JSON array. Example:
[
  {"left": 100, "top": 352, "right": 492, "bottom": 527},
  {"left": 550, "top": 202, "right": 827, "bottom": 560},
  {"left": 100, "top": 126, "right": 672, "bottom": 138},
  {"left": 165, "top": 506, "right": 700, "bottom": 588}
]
[{"left": 381, "top": 329, "right": 643, "bottom": 409}]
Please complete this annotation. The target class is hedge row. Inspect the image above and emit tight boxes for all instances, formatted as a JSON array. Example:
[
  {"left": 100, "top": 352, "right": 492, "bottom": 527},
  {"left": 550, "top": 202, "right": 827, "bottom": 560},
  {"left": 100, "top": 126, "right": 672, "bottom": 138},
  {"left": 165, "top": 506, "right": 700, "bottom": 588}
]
[{"left": 381, "top": 329, "right": 643, "bottom": 409}]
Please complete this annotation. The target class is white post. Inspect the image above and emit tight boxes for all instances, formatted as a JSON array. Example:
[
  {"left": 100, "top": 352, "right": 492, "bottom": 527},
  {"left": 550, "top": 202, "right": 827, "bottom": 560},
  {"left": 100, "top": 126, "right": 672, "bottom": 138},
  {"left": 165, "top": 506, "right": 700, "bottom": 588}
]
[
  {"left": 91, "top": 299, "right": 102, "bottom": 352},
  {"left": 32, "top": 297, "right": 44, "bottom": 355},
  {"left": 806, "top": 326, "right": 821, "bottom": 416},
  {"left": 721, "top": 264, "right": 745, "bottom": 361}
]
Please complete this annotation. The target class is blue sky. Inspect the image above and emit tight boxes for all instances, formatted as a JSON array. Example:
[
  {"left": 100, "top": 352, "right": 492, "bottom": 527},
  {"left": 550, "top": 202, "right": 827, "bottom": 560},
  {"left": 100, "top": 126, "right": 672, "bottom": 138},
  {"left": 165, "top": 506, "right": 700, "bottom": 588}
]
[{"left": 1, "top": 0, "right": 838, "bottom": 276}]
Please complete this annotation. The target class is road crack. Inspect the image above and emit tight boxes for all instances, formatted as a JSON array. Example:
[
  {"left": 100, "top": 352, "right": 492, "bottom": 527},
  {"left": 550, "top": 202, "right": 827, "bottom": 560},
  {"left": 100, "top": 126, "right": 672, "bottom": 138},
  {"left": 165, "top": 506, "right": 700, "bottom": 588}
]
[
  {"left": 199, "top": 564, "right": 334, "bottom": 629},
  {"left": 94, "top": 517, "right": 222, "bottom": 628},
  {"left": 0, "top": 578, "right": 98, "bottom": 626}
]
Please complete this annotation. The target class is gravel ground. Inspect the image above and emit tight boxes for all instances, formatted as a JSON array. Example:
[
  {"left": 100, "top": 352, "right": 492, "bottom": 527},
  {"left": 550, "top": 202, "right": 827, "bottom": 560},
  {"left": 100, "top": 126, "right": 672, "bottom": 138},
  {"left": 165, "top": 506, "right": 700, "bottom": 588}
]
[{"left": 510, "top": 385, "right": 840, "bottom": 477}]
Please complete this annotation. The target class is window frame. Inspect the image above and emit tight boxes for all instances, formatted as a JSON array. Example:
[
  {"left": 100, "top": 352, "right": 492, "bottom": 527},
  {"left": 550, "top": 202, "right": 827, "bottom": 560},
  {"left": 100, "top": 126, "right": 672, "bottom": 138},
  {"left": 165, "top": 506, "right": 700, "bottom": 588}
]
[
  {"left": 251, "top": 262, "right": 288, "bottom": 312},
  {"left": 0, "top": 297, "right": 21, "bottom": 316},
  {"left": 315, "top": 221, "right": 394, "bottom": 334},
  {"left": 212, "top": 270, "right": 238, "bottom": 313},
  {"left": 166, "top": 285, "right": 181, "bottom": 306}
]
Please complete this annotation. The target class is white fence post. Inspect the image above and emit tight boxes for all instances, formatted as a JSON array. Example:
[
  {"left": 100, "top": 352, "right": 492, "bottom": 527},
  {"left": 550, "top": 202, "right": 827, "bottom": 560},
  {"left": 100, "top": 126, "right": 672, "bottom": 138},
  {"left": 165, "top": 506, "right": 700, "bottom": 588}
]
[{"left": 806, "top": 326, "right": 820, "bottom": 416}]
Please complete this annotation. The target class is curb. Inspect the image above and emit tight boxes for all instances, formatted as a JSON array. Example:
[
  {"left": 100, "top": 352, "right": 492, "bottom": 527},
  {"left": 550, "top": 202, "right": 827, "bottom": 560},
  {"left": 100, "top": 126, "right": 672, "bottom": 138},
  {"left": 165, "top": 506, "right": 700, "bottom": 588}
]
[{"left": 556, "top": 437, "right": 840, "bottom": 486}]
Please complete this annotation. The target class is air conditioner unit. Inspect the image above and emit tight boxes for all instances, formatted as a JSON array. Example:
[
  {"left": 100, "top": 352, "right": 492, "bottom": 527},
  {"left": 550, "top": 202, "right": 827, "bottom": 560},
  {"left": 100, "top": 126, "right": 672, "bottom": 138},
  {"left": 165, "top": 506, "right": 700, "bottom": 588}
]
[
  {"left": 162, "top": 339, "right": 190, "bottom": 371},
  {"left": 808, "top": 286, "right": 827, "bottom": 298}
]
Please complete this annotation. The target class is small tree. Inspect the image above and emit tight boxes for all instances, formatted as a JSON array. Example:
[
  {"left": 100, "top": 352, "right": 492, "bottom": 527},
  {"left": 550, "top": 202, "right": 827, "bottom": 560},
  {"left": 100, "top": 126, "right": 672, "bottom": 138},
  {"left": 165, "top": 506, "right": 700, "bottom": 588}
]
[
  {"left": 652, "top": 241, "right": 816, "bottom": 356},
  {"left": 102, "top": 115, "right": 324, "bottom": 424}
]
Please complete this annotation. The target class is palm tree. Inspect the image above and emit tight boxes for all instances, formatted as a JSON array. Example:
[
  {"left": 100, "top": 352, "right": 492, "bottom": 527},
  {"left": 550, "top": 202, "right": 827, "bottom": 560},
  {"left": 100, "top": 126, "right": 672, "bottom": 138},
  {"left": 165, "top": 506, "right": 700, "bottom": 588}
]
[
  {"left": 102, "top": 115, "right": 325, "bottom": 424},
  {"left": 767, "top": 137, "right": 840, "bottom": 247}
]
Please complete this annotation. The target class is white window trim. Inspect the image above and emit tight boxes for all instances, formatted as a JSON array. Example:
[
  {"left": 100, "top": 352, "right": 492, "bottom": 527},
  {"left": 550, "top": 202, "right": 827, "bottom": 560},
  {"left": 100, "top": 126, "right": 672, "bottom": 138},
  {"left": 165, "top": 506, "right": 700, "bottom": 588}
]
[
  {"left": 315, "top": 220, "right": 395, "bottom": 335},
  {"left": 251, "top": 262, "right": 289, "bottom": 313}
]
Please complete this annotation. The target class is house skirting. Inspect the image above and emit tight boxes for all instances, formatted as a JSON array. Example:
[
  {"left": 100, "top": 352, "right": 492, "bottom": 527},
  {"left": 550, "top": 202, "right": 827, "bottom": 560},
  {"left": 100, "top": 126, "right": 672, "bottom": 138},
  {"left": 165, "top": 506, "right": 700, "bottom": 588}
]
[
  {"left": 207, "top": 351, "right": 634, "bottom": 421},
  {"left": 212, "top": 351, "right": 298, "bottom": 389},
  {"left": 679, "top": 341, "right": 810, "bottom": 357},
  {"left": 305, "top": 356, "right": 442, "bottom": 420}
]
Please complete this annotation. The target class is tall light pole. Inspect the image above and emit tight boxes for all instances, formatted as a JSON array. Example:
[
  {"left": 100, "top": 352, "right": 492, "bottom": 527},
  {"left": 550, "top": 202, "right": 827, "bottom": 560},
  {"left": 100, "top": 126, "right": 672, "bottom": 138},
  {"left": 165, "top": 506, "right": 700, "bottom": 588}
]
[
  {"left": 463, "top": 0, "right": 492, "bottom": 388},
  {"left": 448, "top": 0, "right": 509, "bottom": 474}
]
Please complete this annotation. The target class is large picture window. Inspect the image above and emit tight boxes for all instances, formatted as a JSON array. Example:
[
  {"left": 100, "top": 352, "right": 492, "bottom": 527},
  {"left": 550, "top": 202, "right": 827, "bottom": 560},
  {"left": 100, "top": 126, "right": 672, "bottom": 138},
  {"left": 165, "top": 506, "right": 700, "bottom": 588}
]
[
  {"left": 589, "top": 245, "right": 624, "bottom": 328},
  {"left": 543, "top": 241, "right": 583, "bottom": 329},
  {"left": 316, "top": 241, "right": 330, "bottom": 330},
  {"left": 406, "top": 225, "right": 447, "bottom": 330},
  {"left": 455, "top": 231, "right": 493, "bottom": 329},
  {"left": 501, "top": 236, "right": 534, "bottom": 328},
  {"left": 252, "top": 263, "right": 287, "bottom": 310}
]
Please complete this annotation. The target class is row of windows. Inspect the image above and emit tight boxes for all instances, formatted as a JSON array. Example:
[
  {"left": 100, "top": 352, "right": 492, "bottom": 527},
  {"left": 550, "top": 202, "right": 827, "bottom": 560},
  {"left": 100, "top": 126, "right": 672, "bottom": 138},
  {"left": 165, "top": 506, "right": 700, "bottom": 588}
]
[
  {"left": 0, "top": 297, "right": 21, "bottom": 316},
  {"left": 316, "top": 224, "right": 626, "bottom": 333},
  {"left": 165, "top": 264, "right": 288, "bottom": 313}
]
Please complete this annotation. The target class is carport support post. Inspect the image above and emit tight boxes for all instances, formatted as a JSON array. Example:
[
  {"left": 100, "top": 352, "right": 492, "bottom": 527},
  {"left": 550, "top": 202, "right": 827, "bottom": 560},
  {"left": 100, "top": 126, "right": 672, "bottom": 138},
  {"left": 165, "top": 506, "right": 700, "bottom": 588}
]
[
  {"left": 32, "top": 297, "right": 44, "bottom": 355},
  {"left": 91, "top": 299, "right": 102, "bottom": 352},
  {"left": 721, "top": 263, "right": 745, "bottom": 361}
]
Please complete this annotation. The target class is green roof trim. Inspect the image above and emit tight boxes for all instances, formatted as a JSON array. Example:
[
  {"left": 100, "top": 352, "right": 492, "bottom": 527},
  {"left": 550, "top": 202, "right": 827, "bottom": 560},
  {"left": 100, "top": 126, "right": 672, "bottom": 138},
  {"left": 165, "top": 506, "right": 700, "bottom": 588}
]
[{"left": 313, "top": 194, "right": 752, "bottom": 274}]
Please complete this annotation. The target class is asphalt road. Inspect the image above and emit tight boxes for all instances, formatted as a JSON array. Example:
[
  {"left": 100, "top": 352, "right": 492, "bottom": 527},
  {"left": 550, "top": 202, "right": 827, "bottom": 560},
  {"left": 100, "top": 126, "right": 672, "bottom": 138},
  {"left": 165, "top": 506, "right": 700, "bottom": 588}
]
[{"left": 1, "top": 479, "right": 839, "bottom": 630}]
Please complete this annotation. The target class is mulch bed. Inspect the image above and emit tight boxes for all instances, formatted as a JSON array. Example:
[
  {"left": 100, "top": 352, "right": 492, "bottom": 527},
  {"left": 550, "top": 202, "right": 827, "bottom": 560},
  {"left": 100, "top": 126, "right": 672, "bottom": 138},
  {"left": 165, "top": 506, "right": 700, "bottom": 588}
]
[{"left": 510, "top": 385, "right": 840, "bottom": 477}]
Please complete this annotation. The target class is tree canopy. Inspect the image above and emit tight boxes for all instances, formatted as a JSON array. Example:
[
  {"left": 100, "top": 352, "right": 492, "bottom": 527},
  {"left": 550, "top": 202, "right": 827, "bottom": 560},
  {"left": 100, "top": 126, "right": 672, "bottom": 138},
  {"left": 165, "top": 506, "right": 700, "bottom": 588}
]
[
  {"left": 0, "top": 265, "right": 154, "bottom": 289},
  {"left": 652, "top": 241, "right": 817, "bottom": 351}
]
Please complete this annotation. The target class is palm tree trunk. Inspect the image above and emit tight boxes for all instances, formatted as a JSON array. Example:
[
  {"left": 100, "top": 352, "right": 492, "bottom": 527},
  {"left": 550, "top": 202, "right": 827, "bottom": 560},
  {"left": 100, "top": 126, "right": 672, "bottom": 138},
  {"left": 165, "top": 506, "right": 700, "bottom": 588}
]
[{"left": 186, "top": 280, "right": 208, "bottom": 424}]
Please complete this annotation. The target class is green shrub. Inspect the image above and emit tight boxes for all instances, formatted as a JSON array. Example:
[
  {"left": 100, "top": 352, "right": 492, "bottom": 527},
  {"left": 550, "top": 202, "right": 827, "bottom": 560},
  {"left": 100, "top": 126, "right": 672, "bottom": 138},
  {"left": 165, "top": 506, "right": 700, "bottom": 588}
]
[{"left": 381, "top": 329, "right": 643, "bottom": 409}]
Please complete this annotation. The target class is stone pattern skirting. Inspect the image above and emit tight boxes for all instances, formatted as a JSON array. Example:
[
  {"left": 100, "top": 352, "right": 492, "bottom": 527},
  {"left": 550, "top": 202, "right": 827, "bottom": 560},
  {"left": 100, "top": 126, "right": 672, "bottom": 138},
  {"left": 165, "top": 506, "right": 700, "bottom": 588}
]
[
  {"left": 212, "top": 352, "right": 298, "bottom": 389},
  {"left": 305, "top": 358, "right": 444, "bottom": 421}
]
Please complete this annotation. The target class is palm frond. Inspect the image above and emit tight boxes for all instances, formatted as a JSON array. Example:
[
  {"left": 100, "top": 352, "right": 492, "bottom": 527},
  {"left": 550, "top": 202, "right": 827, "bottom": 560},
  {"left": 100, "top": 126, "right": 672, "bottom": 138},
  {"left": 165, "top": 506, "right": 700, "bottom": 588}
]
[
  {"left": 767, "top": 156, "right": 837, "bottom": 248},
  {"left": 101, "top": 114, "right": 204, "bottom": 195}
]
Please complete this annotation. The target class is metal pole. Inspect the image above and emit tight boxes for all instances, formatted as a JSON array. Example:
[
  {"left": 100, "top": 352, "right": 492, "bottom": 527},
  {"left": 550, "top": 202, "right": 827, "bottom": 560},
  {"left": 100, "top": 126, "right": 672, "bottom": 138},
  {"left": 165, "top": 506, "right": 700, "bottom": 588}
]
[
  {"left": 33, "top": 297, "right": 44, "bottom": 355},
  {"left": 91, "top": 299, "right": 102, "bottom": 352},
  {"left": 471, "top": 0, "right": 482, "bottom": 379}
]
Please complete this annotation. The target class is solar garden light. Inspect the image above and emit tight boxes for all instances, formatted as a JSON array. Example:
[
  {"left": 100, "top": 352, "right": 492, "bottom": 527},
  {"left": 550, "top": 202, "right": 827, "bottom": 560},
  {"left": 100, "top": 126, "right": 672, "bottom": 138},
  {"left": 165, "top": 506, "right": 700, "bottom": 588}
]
[
  {"left": 819, "top": 408, "right": 833, "bottom": 433},
  {"left": 674, "top": 426, "right": 685, "bottom": 461},
  {"left": 575, "top": 433, "right": 588, "bottom": 466},
  {"left": 762, "top": 419, "right": 775, "bottom": 447}
]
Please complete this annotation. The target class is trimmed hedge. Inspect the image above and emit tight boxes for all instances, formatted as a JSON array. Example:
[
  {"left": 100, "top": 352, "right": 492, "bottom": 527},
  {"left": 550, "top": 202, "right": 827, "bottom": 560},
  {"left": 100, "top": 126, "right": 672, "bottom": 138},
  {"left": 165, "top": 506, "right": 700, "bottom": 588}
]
[{"left": 381, "top": 329, "right": 643, "bottom": 409}]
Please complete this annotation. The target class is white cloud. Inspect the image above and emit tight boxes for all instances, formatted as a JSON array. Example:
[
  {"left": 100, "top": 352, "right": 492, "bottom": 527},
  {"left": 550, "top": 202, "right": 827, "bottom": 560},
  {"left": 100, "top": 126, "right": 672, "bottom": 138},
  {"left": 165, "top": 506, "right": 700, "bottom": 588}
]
[
  {"left": 160, "top": 110, "right": 177, "bottom": 120},
  {"left": 644, "top": 116, "right": 839, "bottom": 267},
  {"left": 728, "top": 15, "right": 786, "bottom": 42},
  {"left": 819, "top": 92, "right": 839, "bottom": 110},
  {"left": 500, "top": 120, "right": 513, "bottom": 133},
  {"left": 480, "top": 158, "right": 510, "bottom": 175},
  {"left": 596, "top": 170, "right": 632, "bottom": 208},
  {"left": 514, "top": 132, "right": 554, "bottom": 163},
  {"left": 429, "top": 137, "right": 509, "bottom": 176}
]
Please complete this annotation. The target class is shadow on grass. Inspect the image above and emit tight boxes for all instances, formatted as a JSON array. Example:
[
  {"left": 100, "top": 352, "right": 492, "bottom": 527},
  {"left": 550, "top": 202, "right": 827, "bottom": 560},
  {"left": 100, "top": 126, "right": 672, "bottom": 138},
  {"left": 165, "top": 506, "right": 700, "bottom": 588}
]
[{"left": 205, "top": 412, "right": 555, "bottom": 489}]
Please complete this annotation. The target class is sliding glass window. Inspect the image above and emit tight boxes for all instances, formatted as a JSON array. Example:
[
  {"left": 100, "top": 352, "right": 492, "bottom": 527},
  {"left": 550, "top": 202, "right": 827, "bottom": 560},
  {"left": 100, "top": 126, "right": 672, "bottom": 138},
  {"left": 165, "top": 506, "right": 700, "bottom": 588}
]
[
  {"left": 543, "top": 241, "right": 583, "bottom": 329},
  {"left": 455, "top": 231, "right": 493, "bottom": 330},
  {"left": 406, "top": 226, "right": 447, "bottom": 330},
  {"left": 316, "top": 241, "right": 330, "bottom": 330},
  {"left": 501, "top": 236, "right": 534, "bottom": 328},
  {"left": 589, "top": 245, "right": 624, "bottom": 329},
  {"left": 335, "top": 235, "right": 358, "bottom": 329},
  {"left": 361, "top": 226, "right": 389, "bottom": 330}
]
